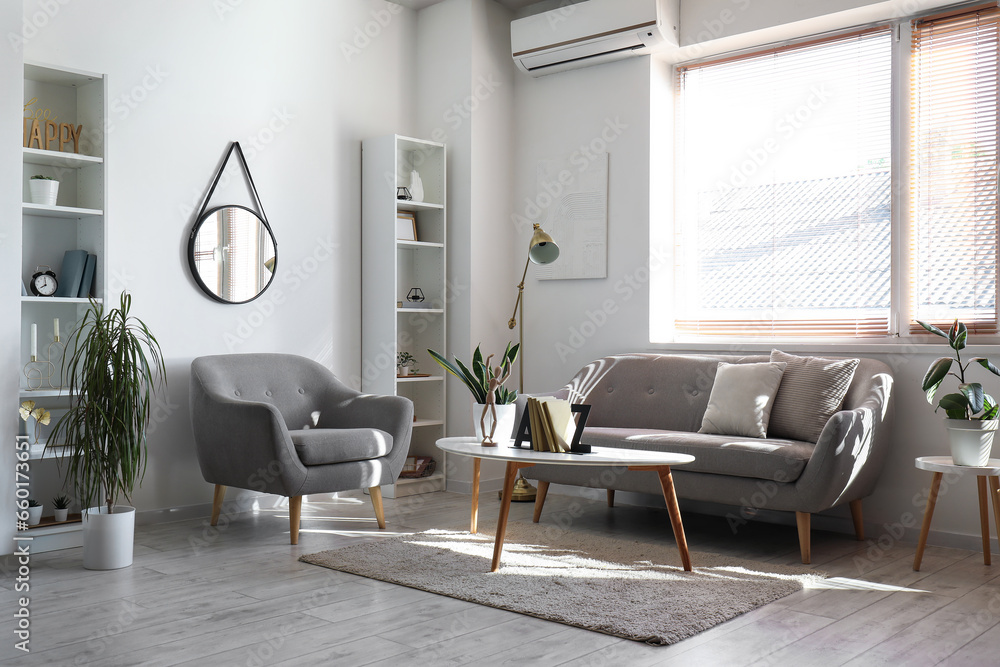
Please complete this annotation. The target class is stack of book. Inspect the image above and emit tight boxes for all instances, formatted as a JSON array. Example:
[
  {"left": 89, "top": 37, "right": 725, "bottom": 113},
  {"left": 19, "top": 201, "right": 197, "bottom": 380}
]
[
  {"left": 54, "top": 249, "right": 97, "bottom": 298},
  {"left": 525, "top": 397, "right": 577, "bottom": 453}
]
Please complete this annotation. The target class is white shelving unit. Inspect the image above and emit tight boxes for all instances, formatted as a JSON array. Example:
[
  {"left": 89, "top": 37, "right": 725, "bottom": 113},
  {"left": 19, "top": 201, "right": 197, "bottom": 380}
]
[
  {"left": 362, "top": 135, "right": 447, "bottom": 499},
  {"left": 19, "top": 61, "right": 108, "bottom": 552}
]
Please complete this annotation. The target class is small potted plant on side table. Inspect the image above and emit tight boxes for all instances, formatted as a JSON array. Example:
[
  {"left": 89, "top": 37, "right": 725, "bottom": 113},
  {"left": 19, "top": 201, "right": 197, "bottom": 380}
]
[
  {"left": 52, "top": 494, "right": 71, "bottom": 523},
  {"left": 918, "top": 319, "right": 1000, "bottom": 465}
]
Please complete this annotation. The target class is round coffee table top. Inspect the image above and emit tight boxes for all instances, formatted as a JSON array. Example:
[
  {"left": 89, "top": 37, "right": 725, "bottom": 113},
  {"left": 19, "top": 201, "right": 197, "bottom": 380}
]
[
  {"left": 436, "top": 436, "right": 695, "bottom": 467},
  {"left": 915, "top": 456, "right": 1000, "bottom": 475}
]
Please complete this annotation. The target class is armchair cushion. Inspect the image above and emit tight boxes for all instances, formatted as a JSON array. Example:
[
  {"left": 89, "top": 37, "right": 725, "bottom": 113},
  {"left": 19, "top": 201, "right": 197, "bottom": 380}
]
[{"left": 289, "top": 428, "right": 393, "bottom": 466}]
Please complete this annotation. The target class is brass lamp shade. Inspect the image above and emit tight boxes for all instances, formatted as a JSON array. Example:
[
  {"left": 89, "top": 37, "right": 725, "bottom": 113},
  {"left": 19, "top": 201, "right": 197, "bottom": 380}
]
[{"left": 528, "top": 225, "right": 559, "bottom": 265}]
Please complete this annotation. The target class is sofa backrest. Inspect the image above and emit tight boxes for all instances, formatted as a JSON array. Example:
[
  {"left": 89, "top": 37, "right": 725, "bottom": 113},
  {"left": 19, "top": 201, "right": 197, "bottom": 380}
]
[
  {"left": 559, "top": 353, "right": 888, "bottom": 432},
  {"left": 191, "top": 353, "right": 335, "bottom": 431}
]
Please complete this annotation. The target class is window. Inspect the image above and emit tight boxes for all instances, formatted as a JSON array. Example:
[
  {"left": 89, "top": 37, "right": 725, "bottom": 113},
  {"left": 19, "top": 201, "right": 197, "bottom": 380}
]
[
  {"left": 910, "top": 6, "right": 1000, "bottom": 334},
  {"left": 669, "top": 6, "right": 1000, "bottom": 339}
]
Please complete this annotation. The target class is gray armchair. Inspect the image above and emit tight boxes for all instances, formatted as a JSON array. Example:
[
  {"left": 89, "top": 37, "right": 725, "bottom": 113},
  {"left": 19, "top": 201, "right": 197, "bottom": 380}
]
[{"left": 190, "top": 353, "right": 413, "bottom": 544}]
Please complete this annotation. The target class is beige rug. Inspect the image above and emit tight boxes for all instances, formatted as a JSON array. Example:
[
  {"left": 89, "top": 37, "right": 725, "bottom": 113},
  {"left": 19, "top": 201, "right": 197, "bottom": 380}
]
[{"left": 300, "top": 521, "right": 822, "bottom": 645}]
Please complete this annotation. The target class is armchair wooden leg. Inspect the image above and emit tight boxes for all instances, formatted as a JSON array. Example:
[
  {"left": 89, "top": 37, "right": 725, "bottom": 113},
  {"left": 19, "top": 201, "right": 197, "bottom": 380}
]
[
  {"left": 211, "top": 485, "right": 226, "bottom": 526},
  {"left": 796, "top": 511, "right": 811, "bottom": 564},
  {"left": 607, "top": 489, "right": 615, "bottom": 508},
  {"left": 289, "top": 495, "right": 302, "bottom": 545},
  {"left": 369, "top": 486, "right": 386, "bottom": 529},
  {"left": 532, "top": 481, "right": 550, "bottom": 523},
  {"left": 849, "top": 499, "right": 864, "bottom": 541}
]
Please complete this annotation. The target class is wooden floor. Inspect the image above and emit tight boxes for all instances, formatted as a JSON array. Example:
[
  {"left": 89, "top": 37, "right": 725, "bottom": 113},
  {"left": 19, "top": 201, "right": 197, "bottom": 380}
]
[{"left": 2, "top": 489, "right": 1000, "bottom": 666}]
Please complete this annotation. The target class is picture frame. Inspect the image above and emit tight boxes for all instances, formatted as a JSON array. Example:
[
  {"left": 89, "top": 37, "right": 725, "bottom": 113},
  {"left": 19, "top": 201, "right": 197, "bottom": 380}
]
[{"left": 395, "top": 212, "right": 418, "bottom": 241}]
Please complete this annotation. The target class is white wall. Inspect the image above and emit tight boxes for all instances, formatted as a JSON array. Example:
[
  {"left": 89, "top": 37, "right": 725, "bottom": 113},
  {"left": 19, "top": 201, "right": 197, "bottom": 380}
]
[
  {"left": 509, "top": 0, "right": 999, "bottom": 551},
  {"left": 15, "top": 0, "right": 417, "bottom": 519},
  {"left": 1, "top": 2, "right": 24, "bottom": 556}
]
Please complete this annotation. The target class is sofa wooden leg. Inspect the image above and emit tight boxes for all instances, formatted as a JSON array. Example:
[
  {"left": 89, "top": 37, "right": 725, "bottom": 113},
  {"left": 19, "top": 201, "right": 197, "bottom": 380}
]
[
  {"left": 849, "top": 499, "right": 864, "bottom": 541},
  {"left": 532, "top": 481, "right": 550, "bottom": 523},
  {"left": 289, "top": 495, "right": 302, "bottom": 545},
  {"left": 796, "top": 511, "right": 811, "bottom": 564},
  {"left": 369, "top": 486, "right": 386, "bottom": 529},
  {"left": 211, "top": 484, "right": 226, "bottom": 526},
  {"left": 607, "top": 489, "right": 615, "bottom": 507}
]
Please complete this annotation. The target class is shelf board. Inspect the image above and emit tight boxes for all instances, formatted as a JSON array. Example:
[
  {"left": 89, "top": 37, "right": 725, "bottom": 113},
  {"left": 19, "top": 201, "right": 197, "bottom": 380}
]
[
  {"left": 413, "top": 419, "right": 444, "bottom": 428},
  {"left": 397, "top": 375, "right": 444, "bottom": 383},
  {"left": 397, "top": 240, "right": 444, "bottom": 249},
  {"left": 395, "top": 471, "right": 445, "bottom": 485},
  {"left": 27, "top": 513, "right": 82, "bottom": 530},
  {"left": 22, "top": 296, "right": 101, "bottom": 304},
  {"left": 22, "top": 519, "right": 82, "bottom": 538},
  {"left": 25, "top": 61, "right": 102, "bottom": 86},
  {"left": 22, "top": 202, "right": 103, "bottom": 219},
  {"left": 396, "top": 200, "right": 444, "bottom": 212},
  {"left": 19, "top": 388, "right": 75, "bottom": 398},
  {"left": 397, "top": 307, "right": 444, "bottom": 314},
  {"left": 28, "top": 443, "right": 74, "bottom": 461},
  {"left": 23, "top": 148, "right": 102, "bottom": 168}
]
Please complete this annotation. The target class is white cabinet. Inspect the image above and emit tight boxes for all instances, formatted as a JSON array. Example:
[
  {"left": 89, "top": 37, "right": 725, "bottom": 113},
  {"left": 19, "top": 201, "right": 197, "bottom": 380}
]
[
  {"left": 362, "top": 135, "right": 447, "bottom": 498},
  {"left": 19, "top": 61, "right": 107, "bottom": 552}
]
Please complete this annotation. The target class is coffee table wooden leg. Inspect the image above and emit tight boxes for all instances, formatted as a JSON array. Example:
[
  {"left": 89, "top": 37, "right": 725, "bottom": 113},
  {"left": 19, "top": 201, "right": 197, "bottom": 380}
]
[
  {"left": 470, "top": 457, "right": 481, "bottom": 534},
  {"left": 914, "top": 471, "right": 943, "bottom": 571},
  {"left": 532, "top": 480, "right": 549, "bottom": 523},
  {"left": 657, "top": 466, "right": 692, "bottom": 572},
  {"left": 979, "top": 476, "right": 992, "bottom": 565},
  {"left": 492, "top": 462, "right": 530, "bottom": 572}
]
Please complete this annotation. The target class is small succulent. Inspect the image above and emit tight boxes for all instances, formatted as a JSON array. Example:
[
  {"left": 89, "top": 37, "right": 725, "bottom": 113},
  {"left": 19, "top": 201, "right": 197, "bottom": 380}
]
[
  {"left": 27, "top": 499, "right": 41, "bottom": 508},
  {"left": 52, "top": 494, "right": 70, "bottom": 510},
  {"left": 30, "top": 174, "right": 55, "bottom": 180}
]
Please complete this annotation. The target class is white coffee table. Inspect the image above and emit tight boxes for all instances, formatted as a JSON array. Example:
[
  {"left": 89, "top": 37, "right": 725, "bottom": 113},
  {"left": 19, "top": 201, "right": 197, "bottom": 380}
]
[
  {"left": 436, "top": 436, "right": 696, "bottom": 572},
  {"left": 914, "top": 456, "right": 1000, "bottom": 571}
]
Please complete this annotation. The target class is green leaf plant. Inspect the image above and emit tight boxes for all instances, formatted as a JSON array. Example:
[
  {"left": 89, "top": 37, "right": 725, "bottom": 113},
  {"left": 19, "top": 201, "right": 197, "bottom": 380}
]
[
  {"left": 427, "top": 342, "right": 520, "bottom": 405},
  {"left": 918, "top": 319, "right": 1000, "bottom": 420},
  {"left": 47, "top": 293, "right": 166, "bottom": 515}
]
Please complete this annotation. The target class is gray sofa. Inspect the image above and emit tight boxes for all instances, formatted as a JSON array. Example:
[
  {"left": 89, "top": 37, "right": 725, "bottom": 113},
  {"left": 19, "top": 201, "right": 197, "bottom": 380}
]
[{"left": 519, "top": 353, "right": 894, "bottom": 563}]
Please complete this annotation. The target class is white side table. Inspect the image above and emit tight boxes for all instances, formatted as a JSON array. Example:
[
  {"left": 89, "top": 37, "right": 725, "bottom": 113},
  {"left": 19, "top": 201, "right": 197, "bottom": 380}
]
[{"left": 913, "top": 456, "right": 1000, "bottom": 571}]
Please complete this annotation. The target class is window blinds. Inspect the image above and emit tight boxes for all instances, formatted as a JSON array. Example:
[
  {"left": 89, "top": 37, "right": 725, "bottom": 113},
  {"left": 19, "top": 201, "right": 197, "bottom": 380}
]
[
  {"left": 674, "top": 28, "right": 893, "bottom": 337},
  {"left": 910, "top": 6, "right": 1000, "bottom": 334}
]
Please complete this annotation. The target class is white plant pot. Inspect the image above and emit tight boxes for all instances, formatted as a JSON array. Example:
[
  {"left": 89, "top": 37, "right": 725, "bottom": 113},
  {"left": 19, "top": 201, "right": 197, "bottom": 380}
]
[
  {"left": 29, "top": 179, "right": 59, "bottom": 206},
  {"left": 53, "top": 508, "right": 69, "bottom": 523},
  {"left": 946, "top": 419, "right": 998, "bottom": 466},
  {"left": 83, "top": 505, "right": 136, "bottom": 570},
  {"left": 26, "top": 505, "right": 43, "bottom": 526},
  {"left": 398, "top": 366, "right": 411, "bottom": 376},
  {"left": 473, "top": 403, "right": 516, "bottom": 444}
]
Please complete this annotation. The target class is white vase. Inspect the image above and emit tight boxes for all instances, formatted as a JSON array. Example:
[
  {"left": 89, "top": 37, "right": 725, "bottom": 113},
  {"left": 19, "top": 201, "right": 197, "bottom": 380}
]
[
  {"left": 83, "top": 505, "right": 136, "bottom": 570},
  {"left": 473, "top": 403, "right": 516, "bottom": 444},
  {"left": 409, "top": 169, "right": 424, "bottom": 202},
  {"left": 29, "top": 179, "right": 59, "bottom": 206},
  {"left": 946, "top": 419, "right": 998, "bottom": 466},
  {"left": 27, "top": 505, "right": 43, "bottom": 526},
  {"left": 53, "top": 508, "right": 69, "bottom": 522}
]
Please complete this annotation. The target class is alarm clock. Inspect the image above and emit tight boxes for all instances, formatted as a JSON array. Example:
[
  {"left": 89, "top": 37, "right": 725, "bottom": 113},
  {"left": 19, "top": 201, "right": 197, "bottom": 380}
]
[{"left": 30, "top": 266, "right": 58, "bottom": 297}]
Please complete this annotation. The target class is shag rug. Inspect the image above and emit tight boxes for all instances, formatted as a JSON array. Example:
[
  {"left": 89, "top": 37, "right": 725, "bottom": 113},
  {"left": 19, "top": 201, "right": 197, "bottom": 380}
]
[{"left": 300, "top": 521, "right": 822, "bottom": 645}]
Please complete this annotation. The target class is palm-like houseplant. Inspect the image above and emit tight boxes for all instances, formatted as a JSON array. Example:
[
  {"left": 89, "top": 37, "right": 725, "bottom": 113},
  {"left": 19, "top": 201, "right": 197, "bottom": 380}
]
[
  {"left": 48, "top": 293, "right": 165, "bottom": 568},
  {"left": 918, "top": 319, "right": 1000, "bottom": 465}
]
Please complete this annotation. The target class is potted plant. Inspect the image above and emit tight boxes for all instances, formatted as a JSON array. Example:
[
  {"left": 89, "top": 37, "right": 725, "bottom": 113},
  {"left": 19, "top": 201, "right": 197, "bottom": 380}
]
[
  {"left": 428, "top": 343, "right": 519, "bottom": 443},
  {"left": 396, "top": 352, "right": 418, "bottom": 377},
  {"left": 29, "top": 174, "right": 59, "bottom": 206},
  {"left": 52, "top": 494, "right": 71, "bottom": 523},
  {"left": 918, "top": 319, "right": 1000, "bottom": 465},
  {"left": 26, "top": 499, "right": 43, "bottom": 526},
  {"left": 48, "top": 293, "right": 166, "bottom": 569}
]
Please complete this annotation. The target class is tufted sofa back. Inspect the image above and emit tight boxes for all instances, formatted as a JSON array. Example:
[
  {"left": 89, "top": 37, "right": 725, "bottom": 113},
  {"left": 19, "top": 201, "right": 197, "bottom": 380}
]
[{"left": 191, "top": 353, "right": 340, "bottom": 431}]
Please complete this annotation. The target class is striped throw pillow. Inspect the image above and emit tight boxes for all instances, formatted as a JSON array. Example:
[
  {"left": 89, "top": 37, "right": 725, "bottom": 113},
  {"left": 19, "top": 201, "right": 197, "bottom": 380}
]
[{"left": 768, "top": 350, "right": 859, "bottom": 443}]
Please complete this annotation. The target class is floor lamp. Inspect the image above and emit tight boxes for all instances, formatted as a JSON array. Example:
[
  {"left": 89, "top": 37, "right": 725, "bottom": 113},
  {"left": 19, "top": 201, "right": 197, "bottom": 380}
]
[{"left": 508, "top": 223, "right": 560, "bottom": 393}]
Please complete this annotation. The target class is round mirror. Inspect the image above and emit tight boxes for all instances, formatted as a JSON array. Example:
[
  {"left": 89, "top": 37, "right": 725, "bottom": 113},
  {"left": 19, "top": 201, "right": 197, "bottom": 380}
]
[{"left": 188, "top": 205, "right": 277, "bottom": 304}]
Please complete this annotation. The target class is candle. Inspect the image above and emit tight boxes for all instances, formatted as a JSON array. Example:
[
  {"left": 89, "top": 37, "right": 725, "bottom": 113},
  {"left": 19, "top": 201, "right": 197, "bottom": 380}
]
[
  {"left": 30, "top": 323, "right": 37, "bottom": 358},
  {"left": 53, "top": 318, "right": 59, "bottom": 340}
]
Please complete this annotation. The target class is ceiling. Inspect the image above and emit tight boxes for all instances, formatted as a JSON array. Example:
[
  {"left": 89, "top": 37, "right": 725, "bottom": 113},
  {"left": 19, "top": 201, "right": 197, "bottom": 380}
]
[{"left": 392, "top": 0, "right": 541, "bottom": 10}]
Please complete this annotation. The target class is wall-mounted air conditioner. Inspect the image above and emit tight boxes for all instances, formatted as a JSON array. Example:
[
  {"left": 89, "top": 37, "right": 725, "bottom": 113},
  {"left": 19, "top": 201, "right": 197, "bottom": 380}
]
[{"left": 511, "top": 0, "right": 678, "bottom": 77}]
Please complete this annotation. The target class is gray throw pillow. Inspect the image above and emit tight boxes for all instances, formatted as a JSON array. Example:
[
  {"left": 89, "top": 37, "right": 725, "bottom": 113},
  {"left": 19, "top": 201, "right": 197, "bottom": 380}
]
[
  {"left": 699, "top": 361, "right": 787, "bottom": 439},
  {"left": 768, "top": 350, "right": 860, "bottom": 443}
]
